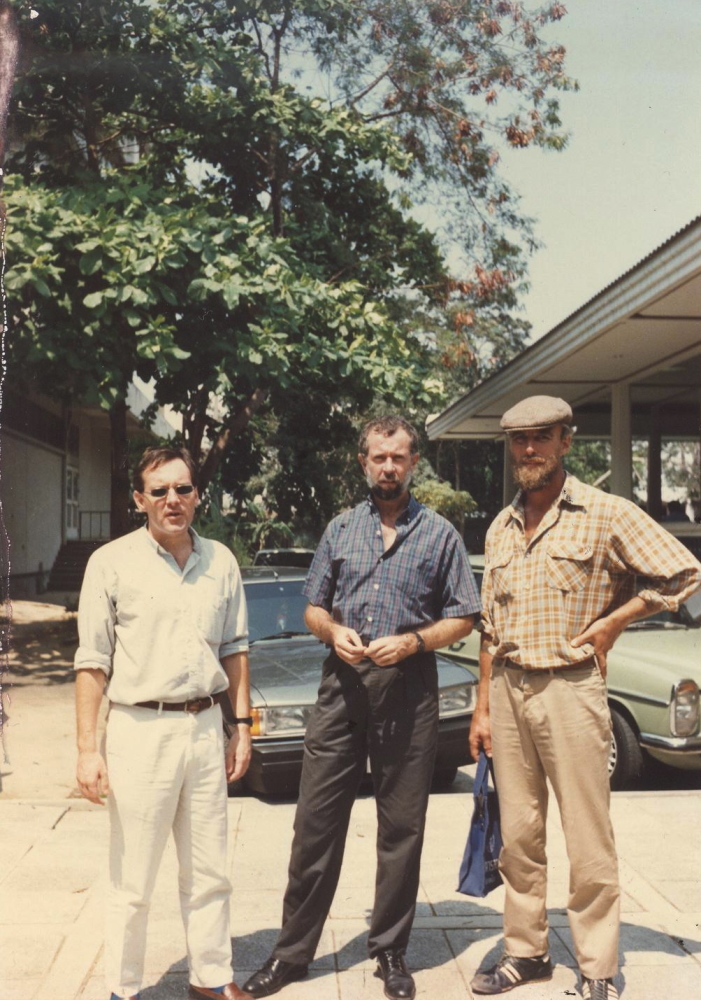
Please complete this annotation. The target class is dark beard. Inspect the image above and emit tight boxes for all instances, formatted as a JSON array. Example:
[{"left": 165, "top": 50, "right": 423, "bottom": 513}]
[
  {"left": 366, "top": 469, "right": 412, "bottom": 501},
  {"left": 513, "top": 455, "right": 560, "bottom": 492},
  {"left": 370, "top": 481, "right": 404, "bottom": 501}
]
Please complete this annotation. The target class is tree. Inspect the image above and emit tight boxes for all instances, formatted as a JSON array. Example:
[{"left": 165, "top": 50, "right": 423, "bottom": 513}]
[{"left": 5, "top": 0, "right": 574, "bottom": 532}]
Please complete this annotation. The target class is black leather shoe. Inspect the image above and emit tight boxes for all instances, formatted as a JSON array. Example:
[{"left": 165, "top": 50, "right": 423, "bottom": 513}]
[
  {"left": 241, "top": 957, "right": 308, "bottom": 998},
  {"left": 374, "top": 950, "right": 416, "bottom": 1000}
]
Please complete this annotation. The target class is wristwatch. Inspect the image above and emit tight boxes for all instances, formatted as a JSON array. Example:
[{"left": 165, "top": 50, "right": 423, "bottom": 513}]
[
  {"left": 231, "top": 716, "right": 253, "bottom": 726},
  {"left": 412, "top": 631, "right": 426, "bottom": 654}
]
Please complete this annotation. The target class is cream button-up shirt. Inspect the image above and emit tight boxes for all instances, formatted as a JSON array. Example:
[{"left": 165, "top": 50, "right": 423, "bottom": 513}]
[{"left": 74, "top": 526, "right": 248, "bottom": 704}]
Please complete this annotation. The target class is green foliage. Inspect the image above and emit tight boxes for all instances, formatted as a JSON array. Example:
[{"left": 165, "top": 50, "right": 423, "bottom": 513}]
[
  {"left": 412, "top": 477, "right": 477, "bottom": 525},
  {"left": 193, "top": 502, "right": 252, "bottom": 567},
  {"left": 565, "top": 439, "right": 611, "bottom": 492},
  {"left": 5, "top": 0, "right": 573, "bottom": 531}
]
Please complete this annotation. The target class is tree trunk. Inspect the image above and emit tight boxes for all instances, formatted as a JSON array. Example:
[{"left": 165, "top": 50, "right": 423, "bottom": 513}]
[
  {"left": 0, "top": 2, "right": 19, "bottom": 173},
  {"left": 109, "top": 399, "right": 131, "bottom": 539},
  {"left": 198, "top": 387, "right": 268, "bottom": 492}
]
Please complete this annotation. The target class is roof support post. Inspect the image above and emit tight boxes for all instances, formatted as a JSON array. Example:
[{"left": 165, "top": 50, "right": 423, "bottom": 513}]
[
  {"left": 647, "top": 406, "right": 663, "bottom": 519},
  {"left": 502, "top": 437, "right": 513, "bottom": 508},
  {"left": 610, "top": 383, "right": 633, "bottom": 499}
]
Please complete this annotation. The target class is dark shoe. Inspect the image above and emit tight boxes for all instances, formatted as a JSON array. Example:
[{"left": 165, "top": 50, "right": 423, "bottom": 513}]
[
  {"left": 374, "top": 949, "right": 416, "bottom": 1000},
  {"left": 581, "top": 978, "right": 619, "bottom": 1000},
  {"left": 189, "top": 985, "right": 248, "bottom": 1000},
  {"left": 471, "top": 953, "right": 553, "bottom": 994},
  {"left": 241, "top": 958, "right": 308, "bottom": 998}
]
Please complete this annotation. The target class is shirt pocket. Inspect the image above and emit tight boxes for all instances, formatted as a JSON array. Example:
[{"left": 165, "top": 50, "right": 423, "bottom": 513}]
[
  {"left": 489, "top": 547, "right": 514, "bottom": 602},
  {"left": 193, "top": 594, "right": 228, "bottom": 643},
  {"left": 546, "top": 541, "right": 594, "bottom": 592}
]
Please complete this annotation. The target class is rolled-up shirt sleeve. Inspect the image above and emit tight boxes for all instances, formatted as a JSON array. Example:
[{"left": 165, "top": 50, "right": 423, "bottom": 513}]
[
  {"left": 74, "top": 553, "right": 116, "bottom": 676},
  {"left": 219, "top": 560, "right": 249, "bottom": 658},
  {"left": 611, "top": 505, "right": 701, "bottom": 612}
]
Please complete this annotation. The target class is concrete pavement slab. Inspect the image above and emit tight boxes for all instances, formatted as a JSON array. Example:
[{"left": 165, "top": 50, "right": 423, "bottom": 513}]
[{"left": 2, "top": 787, "right": 701, "bottom": 999}]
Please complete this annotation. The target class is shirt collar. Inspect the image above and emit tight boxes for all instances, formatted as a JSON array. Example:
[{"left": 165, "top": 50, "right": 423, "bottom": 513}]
[
  {"left": 366, "top": 493, "right": 422, "bottom": 524},
  {"left": 509, "top": 472, "right": 585, "bottom": 522},
  {"left": 140, "top": 524, "right": 201, "bottom": 556}
]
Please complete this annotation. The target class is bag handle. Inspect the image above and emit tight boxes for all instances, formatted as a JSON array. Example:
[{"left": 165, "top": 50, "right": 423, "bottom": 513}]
[{"left": 474, "top": 749, "right": 498, "bottom": 798}]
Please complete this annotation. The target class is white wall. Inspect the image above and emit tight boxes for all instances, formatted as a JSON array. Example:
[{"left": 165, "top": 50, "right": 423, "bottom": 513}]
[
  {"left": 0, "top": 431, "right": 63, "bottom": 593},
  {"left": 77, "top": 414, "right": 111, "bottom": 512}
]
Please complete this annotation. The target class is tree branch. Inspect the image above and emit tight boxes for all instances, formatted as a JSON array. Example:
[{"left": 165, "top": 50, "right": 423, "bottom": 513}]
[{"left": 198, "top": 387, "right": 268, "bottom": 492}]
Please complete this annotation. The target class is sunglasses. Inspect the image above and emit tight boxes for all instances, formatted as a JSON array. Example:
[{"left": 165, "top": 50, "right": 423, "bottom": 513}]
[{"left": 143, "top": 485, "right": 196, "bottom": 499}]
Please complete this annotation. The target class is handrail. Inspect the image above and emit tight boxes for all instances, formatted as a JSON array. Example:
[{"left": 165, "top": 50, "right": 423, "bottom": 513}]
[{"left": 79, "top": 510, "right": 110, "bottom": 541}]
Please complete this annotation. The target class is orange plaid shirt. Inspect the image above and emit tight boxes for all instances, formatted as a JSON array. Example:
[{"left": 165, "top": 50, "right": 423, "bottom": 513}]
[{"left": 482, "top": 474, "right": 701, "bottom": 670}]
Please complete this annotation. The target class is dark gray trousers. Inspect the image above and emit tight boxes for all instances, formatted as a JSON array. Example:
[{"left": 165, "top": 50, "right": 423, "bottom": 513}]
[{"left": 273, "top": 650, "right": 439, "bottom": 964}]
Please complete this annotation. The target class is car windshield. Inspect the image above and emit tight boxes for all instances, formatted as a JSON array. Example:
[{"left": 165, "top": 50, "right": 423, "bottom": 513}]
[{"left": 243, "top": 579, "right": 310, "bottom": 642}]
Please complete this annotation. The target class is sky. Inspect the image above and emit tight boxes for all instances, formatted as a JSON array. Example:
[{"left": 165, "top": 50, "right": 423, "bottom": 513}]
[{"left": 499, "top": 0, "right": 701, "bottom": 341}]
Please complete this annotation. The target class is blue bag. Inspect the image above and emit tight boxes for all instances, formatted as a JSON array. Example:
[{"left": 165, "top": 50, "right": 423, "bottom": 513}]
[{"left": 457, "top": 750, "right": 503, "bottom": 897}]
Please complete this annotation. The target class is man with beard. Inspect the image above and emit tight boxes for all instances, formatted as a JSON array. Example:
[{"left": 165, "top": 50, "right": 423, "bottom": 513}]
[
  {"left": 243, "top": 415, "right": 480, "bottom": 1000},
  {"left": 468, "top": 396, "right": 701, "bottom": 1000}
]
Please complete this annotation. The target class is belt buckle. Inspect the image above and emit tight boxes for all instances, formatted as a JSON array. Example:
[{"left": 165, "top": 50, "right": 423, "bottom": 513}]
[{"left": 185, "top": 695, "right": 214, "bottom": 714}]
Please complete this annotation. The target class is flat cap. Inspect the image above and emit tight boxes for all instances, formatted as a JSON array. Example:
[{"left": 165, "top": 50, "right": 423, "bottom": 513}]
[{"left": 500, "top": 395, "right": 573, "bottom": 432}]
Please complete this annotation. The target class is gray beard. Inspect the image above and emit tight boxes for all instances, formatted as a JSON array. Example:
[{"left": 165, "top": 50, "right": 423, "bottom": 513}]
[{"left": 513, "top": 456, "right": 560, "bottom": 492}]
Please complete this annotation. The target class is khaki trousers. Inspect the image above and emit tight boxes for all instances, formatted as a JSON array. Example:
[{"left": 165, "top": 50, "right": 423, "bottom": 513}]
[
  {"left": 105, "top": 703, "right": 232, "bottom": 998},
  {"left": 490, "top": 661, "right": 620, "bottom": 980}
]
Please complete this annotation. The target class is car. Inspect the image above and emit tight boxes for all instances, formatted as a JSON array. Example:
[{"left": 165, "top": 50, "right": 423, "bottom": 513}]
[
  {"left": 252, "top": 548, "right": 316, "bottom": 569},
  {"left": 222, "top": 567, "right": 479, "bottom": 795},
  {"left": 440, "top": 555, "right": 701, "bottom": 790}
]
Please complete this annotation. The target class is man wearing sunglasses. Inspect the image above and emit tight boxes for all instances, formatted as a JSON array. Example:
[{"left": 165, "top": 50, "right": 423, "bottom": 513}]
[{"left": 74, "top": 446, "right": 251, "bottom": 1000}]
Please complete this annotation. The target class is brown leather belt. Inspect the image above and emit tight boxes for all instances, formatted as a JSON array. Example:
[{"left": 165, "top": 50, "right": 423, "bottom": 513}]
[
  {"left": 131, "top": 691, "right": 226, "bottom": 714},
  {"left": 502, "top": 656, "right": 595, "bottom": 673}
]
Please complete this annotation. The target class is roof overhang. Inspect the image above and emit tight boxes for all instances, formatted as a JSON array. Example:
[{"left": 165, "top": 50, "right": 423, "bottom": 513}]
[{"left": 427, "top": 217, "right": 701, "bottom": 441}]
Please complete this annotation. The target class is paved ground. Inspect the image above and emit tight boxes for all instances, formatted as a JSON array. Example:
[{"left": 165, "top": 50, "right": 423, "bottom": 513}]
[
  {"left": 2, "top": 598, "right": 701, "bottom": 999},
  {"left": 1, "top": 790, "right": 701, "bottom": 1000}
]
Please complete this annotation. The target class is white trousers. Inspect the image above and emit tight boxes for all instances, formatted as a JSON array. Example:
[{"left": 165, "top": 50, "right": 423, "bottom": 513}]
[{"left": 105, "top": 703, "right": 232, "bottom": 998}]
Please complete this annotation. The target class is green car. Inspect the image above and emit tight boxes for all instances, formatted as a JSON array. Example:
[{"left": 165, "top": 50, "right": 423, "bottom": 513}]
[{"left": 441, "top": 555, "right": 701, "bottom": 790}]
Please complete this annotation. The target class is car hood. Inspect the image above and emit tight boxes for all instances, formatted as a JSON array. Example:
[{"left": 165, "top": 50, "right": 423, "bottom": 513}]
[
  {"left": 249, "top": 636, "right": 325, "bottom": 706},
  {"left": 248, "top": 636, "right": 477, "bottom": 707},
  {"left": 608, "top": 626, "right": 701, "bottom": 703}
]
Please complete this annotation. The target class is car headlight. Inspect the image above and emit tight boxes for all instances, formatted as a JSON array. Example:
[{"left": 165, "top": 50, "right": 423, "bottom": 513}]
[
  {"left": 670, "top": 679, "right": 700, "bottom": 737},
  {"left": 438, "top": 682, "right": 477, "bottom": 719},
  {"left": 251, "top": 705, "right": 314, "bottom": 737}
]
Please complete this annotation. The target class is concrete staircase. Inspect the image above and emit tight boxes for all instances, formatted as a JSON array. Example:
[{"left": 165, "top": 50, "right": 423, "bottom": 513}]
[{"left": 47, "top": 540, "right": 106, "bottom": 592}]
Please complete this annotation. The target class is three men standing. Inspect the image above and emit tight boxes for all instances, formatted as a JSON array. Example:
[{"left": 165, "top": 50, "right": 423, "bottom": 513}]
[
  {"left": 243, "top": 416, "right": 481, "bottom": 1000},
  {"left": 75, "top": 447, "right": 252, "bottom": 1000},
  {"left": 469, "top": 396, "right": 701, "bottom": 1000}
]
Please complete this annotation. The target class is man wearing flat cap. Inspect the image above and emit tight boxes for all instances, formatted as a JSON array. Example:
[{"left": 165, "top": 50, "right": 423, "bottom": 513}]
[{"left": 469, "top": 396, "right": 701, "bottom": 1000}]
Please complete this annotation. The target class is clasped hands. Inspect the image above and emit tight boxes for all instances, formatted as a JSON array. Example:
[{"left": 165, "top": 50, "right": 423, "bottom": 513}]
[{"left": 332, "top": 626, "right": 416, "bottom": 667}]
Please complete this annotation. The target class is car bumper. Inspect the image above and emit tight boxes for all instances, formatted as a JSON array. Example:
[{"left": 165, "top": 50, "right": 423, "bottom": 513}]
[
  {"left": 242, "top": 714, "right": 473, "bottom": 796},
  {"left": 639, "top": 732, "right": 701, "bottom": 771}
]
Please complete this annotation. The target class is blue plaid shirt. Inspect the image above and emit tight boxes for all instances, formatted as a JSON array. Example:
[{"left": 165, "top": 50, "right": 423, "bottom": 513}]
[{"left": 304, "top": 495, "right": 481, "bottom": 643}]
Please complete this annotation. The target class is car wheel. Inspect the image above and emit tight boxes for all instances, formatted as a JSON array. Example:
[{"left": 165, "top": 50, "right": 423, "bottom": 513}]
[
  {"left": 608, "top": 706, "right": 644, "bottom": 790},
  {"left": 431, "top": 766, "right": 458, "bottom": 790}
]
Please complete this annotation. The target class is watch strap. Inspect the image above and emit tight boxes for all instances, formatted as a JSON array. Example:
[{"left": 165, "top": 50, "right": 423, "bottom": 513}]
[{"left": 411, "top": 631, "right": 426, "bottom": 654}]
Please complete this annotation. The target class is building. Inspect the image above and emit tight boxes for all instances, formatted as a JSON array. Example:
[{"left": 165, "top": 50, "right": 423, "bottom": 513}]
[
  {"left": 427, "top": 216, "right": 701, "bottom": 553},
  {"left": 1, "top": 380, "right": 179, "bottom": 598}
]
